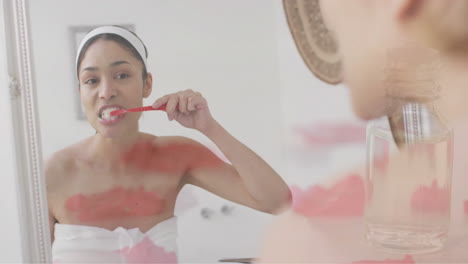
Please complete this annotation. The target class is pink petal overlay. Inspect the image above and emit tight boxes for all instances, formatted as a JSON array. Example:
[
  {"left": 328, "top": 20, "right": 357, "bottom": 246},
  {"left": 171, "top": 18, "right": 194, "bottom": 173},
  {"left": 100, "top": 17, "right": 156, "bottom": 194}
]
[
  {"left": 117, "top": 237, "right": 177, "bottom": 263},
  {"left": 464, "top": 200, "right": 468, "bottom": 215},
  {"left": 295, "top": 122, "right": 366, "bottom": 147},
  {"left": 65, "top": 186, "right": 165, "bottom": 222},
  {"left": 411, "top": 179, "right": 450, "bottom": 213},
  {"left": 290, "top": 174, "right": 365, "bottom": 217},
  {"left": 352, "top": 254, "right": 414, "bottom": 264}
]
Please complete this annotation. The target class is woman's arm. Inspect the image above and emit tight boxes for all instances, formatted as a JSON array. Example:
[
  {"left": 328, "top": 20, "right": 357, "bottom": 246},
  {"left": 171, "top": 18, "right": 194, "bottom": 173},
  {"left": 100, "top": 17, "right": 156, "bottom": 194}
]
[
  {"left": 44, "top": 152, "right": 68, "bottom": 243},
  {"left": 198, "top": 120, "right": 291, "bottom": 213},
  {"left": 153, "top": 90, "right": 291, "bottom": 214}
]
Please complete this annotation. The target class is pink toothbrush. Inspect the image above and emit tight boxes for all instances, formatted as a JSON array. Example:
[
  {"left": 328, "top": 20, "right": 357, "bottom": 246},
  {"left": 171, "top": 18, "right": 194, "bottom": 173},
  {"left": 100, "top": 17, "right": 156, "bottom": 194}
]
[{"left": 110, "top": 105, "right": 167, "bottom": 117}]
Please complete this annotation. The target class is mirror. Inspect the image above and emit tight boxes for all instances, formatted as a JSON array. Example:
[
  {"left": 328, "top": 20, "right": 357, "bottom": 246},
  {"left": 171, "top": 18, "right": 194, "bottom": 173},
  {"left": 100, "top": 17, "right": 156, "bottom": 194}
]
[
  {"left": 30, "top": 1, "right": 291, "bottom": 263},
  {"left": 3, "top": 0, "right": 366, "bottom": 262}
]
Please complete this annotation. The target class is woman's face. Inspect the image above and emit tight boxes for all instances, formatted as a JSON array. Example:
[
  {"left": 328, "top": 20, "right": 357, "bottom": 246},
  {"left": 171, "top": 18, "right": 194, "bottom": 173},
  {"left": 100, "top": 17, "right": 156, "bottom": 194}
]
[
  {"left": 78, "top": 39, "right": 152, "bottom": 138},
  {"left": 319, "top": 0, "right": 405, "bottom": 120}
]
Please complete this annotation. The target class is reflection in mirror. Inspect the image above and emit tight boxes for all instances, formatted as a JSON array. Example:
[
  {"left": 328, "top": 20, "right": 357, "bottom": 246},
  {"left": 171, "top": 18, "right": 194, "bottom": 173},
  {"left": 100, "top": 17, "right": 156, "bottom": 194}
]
[
  {"left": 29, "top": 1, "right": 294, "bottom": 263},
  {"left": 8, "top": 0, "right": 369, "bottom": 263}
]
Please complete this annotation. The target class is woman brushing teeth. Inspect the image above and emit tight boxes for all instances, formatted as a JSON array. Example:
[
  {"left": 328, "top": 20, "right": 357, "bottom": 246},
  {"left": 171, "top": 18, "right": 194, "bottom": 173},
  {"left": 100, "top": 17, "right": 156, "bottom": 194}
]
[{"left": 46, "top": 25, "right": 290, "bottom": 263}]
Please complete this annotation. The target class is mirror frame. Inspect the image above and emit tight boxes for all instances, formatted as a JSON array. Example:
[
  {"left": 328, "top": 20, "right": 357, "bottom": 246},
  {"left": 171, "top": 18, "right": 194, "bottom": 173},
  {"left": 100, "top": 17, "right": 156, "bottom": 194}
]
[{"left": 3, "top": 0, "right": 51, "bottom": 262}]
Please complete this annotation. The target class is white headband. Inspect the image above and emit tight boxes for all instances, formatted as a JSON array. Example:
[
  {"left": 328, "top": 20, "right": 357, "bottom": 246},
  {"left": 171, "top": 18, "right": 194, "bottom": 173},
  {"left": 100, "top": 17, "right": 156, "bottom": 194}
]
[{"left": 75, "top": 26, "right": 147, "bottom": 74}]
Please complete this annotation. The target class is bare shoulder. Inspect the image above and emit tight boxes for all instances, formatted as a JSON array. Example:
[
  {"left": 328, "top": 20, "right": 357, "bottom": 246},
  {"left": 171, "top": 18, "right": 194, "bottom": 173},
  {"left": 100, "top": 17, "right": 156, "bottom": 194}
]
[
  {"left": 44, "top": 137, "right": 91, "bottom": 190},
  {"left": 264, "top": 210, "right": 313, "bottom": 238},
  {"left": 257, "top": 210, "right": 316, "bottom": 263},
  {"left": 137, "top": 133, "right": 200, "bottom": 149},
  {"left": 152, "top": 135, "right": 201, "bottom": 147},
  {"left": 151, "top": 135, "right": 219, "bottom": 168},
  {"left": 153, "top": 136, "right": 215, "bottom": 159}
]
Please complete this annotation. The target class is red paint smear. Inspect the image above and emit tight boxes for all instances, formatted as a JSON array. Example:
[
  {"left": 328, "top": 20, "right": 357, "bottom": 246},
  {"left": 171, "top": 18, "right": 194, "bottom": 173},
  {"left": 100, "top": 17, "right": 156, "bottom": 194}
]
[
  {"left": 120, "top": 140, "right": 224, "bottom": 173},
  {"left": 65, "top": 186, "right": 165, "bottom": 222},
  {"left": 464, "top": 200, "right": 468, "bottom": 215},
  {"left": 352, "top": 254, "right": 414, "bottom": 264},
  {"left": 411, "top": 179, "right": 450, "bottom": 213},
  {"left": 117, "top": 237, "right": 177, "bottom": 263},
  {"left": 290, "top": 174, "right": 365, "bottom": 217},
  {"left": 295, "top": 123, "right": 366, "bottom": 147}
]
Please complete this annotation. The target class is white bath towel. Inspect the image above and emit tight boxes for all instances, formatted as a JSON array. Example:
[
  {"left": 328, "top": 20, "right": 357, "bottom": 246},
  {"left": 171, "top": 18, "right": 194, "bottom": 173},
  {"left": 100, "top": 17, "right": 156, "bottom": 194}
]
[{"left": 52, "top": 217, "right": 178, "bottom": 263}]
